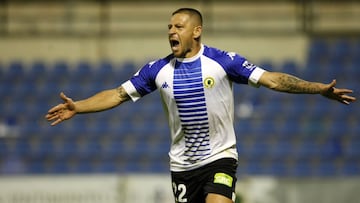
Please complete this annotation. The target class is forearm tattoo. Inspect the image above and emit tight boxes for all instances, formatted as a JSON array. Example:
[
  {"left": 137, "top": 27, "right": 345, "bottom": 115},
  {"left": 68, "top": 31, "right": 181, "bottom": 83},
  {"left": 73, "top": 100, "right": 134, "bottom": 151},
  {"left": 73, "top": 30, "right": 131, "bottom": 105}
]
[
  {"left": 116, "top": 86, "right": 131, "bottom": 102},
  {"left": 277, "top": 74, "right": 320, "bottom": 94}
]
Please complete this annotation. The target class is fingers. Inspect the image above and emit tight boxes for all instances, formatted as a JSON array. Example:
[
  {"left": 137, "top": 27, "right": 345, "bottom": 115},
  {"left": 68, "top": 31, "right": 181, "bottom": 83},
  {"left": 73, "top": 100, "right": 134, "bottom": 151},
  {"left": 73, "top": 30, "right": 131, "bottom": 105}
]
[
  {"left": 47, "top": 104, "right": 62, "bottom": 114},
  {"left": 51, "top": 118, "right": 63, "bottom": 126},
  {"left": 45, "top": 93, "right": 68, "bottom": 125},
  {"left": 45, "top": 107, "right": 60, "bottom": 120},
  {"left": 47, "top": 92, "right": 73, "bottom": 114},
  {"left": 60, "top": 92, "right": 70, "bottom": 102},
  {"left": 60, "top": 92, "right": 76, "bottom": 111},
  {"left": 322, "top": 84, "right": 356, "bottom": 105},
  {"left": 337, "top": 89, "right": 353, "bottom": 94},
  {"left": 329, "top": 79, "right": 336, "bottom": 88},
  {"left": 332, "top": 87, "right": 356, "bottom": 105},
  {"left": 45, "top": 110, "right": 63, "bottom": 126},
  {"left": 340, "top": 94, "right": 356, "bottom": 105}
]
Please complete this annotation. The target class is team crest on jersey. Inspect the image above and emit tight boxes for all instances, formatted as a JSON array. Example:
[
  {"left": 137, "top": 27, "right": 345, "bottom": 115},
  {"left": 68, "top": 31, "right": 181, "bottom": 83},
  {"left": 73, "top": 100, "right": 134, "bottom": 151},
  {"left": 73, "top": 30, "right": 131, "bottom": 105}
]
[{"left": 204, "top": 77, "right": 215, "bottom": 88}]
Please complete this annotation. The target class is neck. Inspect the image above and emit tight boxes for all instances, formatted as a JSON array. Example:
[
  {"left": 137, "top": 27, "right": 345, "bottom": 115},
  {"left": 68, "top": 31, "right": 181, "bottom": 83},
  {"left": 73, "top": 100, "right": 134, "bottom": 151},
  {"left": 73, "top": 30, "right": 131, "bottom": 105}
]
[
  {"left": 184, "top": 42, "right": 202, "bottom": 58},
  {"left": 177, "top": 44, "right": 204, "bottom": 62}
]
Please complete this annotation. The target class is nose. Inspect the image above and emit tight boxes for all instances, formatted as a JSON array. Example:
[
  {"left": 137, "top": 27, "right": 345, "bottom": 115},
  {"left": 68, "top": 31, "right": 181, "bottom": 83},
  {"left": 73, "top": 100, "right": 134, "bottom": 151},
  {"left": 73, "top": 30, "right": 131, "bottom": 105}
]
[{"left": 168, "top": 25, "right": 175, "bottom": 35}]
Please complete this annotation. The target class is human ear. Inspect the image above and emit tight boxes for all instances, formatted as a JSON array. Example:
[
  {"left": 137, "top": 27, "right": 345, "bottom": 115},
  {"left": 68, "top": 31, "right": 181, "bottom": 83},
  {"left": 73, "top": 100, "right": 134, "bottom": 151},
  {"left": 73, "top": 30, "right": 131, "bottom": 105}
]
[{"left": 193, "top": 26, "right": 202, "bottom": 39}]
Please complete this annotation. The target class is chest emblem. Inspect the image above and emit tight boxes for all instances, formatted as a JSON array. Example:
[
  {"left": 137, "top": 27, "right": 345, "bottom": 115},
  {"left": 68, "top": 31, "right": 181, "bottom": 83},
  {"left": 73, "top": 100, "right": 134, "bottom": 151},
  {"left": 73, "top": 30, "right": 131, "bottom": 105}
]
[{"left": 204, "top": 77, "right": 215, "bottom": 88}]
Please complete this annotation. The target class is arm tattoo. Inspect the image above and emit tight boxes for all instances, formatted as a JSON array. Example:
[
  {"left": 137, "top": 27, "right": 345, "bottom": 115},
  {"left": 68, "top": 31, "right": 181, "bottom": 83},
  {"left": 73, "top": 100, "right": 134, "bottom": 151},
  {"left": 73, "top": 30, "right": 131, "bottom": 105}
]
[
  {"left": 116, "top": 86, "right": 131, "bottom": 102},
  {"left": 277, "top": 74, "right": 320, "bottom": 94}
]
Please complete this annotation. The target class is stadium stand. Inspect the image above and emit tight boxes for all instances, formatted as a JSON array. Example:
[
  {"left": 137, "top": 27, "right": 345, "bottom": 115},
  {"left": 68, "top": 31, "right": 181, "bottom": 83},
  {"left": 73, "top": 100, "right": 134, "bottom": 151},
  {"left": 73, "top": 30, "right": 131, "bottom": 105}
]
[{"left": 0, "top": 38, "right": 359, "bottom": 176}]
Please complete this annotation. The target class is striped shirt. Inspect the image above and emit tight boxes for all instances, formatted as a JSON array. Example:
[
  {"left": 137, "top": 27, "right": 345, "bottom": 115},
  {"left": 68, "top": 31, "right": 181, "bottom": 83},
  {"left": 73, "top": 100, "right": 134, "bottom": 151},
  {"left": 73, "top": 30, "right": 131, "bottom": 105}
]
[{"left": 122, "top": 44, "right": 265, "bottom": 171}]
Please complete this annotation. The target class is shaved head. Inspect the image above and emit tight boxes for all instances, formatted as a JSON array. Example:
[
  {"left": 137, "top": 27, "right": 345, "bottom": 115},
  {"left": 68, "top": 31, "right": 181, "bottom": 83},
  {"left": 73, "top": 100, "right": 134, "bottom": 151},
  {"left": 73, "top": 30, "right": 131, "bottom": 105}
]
[
  {"left": 172, "top": 8, "right": 203, "bottom": 26},
  {"left": 168, "top": 8, "right": 203, "bottom": 58}
]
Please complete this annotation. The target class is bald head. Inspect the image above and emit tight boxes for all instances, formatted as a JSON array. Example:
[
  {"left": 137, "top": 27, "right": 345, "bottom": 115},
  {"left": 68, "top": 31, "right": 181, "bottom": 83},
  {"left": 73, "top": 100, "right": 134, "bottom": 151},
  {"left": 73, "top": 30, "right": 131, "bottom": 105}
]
[{"left": 172, "top": 8, "right": 203, "bottom": 26}]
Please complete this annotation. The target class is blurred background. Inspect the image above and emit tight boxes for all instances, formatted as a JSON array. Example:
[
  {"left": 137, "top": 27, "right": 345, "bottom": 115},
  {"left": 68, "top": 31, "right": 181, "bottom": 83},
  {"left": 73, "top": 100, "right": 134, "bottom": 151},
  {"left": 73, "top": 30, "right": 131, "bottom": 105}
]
[{"left": 0, "top": 0, "right": 359, "bottom": 203}]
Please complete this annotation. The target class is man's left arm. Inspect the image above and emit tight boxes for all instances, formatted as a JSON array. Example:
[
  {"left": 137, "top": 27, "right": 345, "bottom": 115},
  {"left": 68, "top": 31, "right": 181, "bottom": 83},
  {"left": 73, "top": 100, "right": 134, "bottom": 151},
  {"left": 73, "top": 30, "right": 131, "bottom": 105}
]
[{"left": 258, "top": 71, "right": 356, "bottom": 105}]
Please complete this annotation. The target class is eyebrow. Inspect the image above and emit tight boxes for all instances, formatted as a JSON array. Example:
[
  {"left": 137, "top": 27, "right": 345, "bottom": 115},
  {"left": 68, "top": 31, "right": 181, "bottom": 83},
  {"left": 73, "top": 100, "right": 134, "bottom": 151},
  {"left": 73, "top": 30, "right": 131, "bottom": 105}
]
[{"left": 168, "top": 23, "right": 184, "bottom": 28}]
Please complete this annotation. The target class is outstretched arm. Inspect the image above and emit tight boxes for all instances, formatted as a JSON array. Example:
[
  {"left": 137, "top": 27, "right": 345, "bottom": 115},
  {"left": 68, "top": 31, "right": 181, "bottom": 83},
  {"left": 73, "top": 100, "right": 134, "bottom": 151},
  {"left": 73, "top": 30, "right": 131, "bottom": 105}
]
[
  {"left": 45, "top": 86, "right": 131, "bottom": 125},
  {"left": 258, "top": 71, "right": 356, "bottom": 105}
]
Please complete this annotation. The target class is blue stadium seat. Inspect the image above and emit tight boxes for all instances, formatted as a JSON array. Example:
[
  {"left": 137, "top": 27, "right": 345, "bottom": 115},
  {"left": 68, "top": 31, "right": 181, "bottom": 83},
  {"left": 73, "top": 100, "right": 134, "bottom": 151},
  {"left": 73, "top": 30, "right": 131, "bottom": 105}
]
[
  {"left": 72, "top": 160, "right": 93, "bottom": 173},
  {"left": 291, "top": 161, "right": 313, "bottom": 177},
  {"left": 71, "top": 61, "right": 94, "bottom": 84},
  {"left": 268, "top": 161, "right": 288, "bottom": 176},
  {"left": 342, "top": 159, "right": 360, "bottom": 176},
  {"left": 14, "top": 138, "right": 32, "bottom": 157},
  {"left": 117, "top": 61, "right": 138, "bottom": 81},
  {"left": 344, "top": 139, "right": 360, "bottom": 159},
  {"left": 75, "top": 61, "right": 92, "bottom": 75},
  {"left": 269, "top": 140, "right": 294, "bottom": 160},
  {"left": 259, "top": 60, "right": 275, "bottom": 71},
  {"left": 319, "top": 139, "right": 342, "bottom": 159},
  {"left": 77, "top": 140, "right": 103, "bottom": 159},
  {"left": 308, "top": 39, "right": 329, "bottom": 64},
  {"left": 60, "top": 141, "right": 78, "bottom": 158},
  {"left": 6, "top": 61, "right": 25, "bottom": 79},
  {"left": 278, "top": 119, "right": 301, "bottom": 137},
  {"left": 248, "top": 141, "right": 271, "bottom": 159},
  {"left": 48, "top": 159, "right": 70, "bottom": 174},
  {"left": 51, "top": 61, "right": 70, "bottom": 75},
  {"left": 0, "top": 140, "right": 8, "bottom": 157},
  {"left": 0, "top": 62, "right": 4, "bottom": 78},
  {"left": 332, "top": 39, "right": 352, "bottom": 61},
  {"left": 245, "top": 161, "right": 265, "bottom": 175},
  {"left": 31, "top": 139, "right": 56, "bottom": 158},
  {"left": 27, "top": 161, "right": 46, "bottom": 174},
  {"left": 96, "top": 60, "right": 115, "bottom": 78},
  {"left": 315, "top": 161, "right": 337, "bottom": 176},
  {"left": 281, "top": 60, "right": 300, "bottom": 75},
  {"left": 95, "top": 161, "right": 118, "bottom": 173},
  {"left": 28, "top": 61, "right": 48, "bottom": 81},
  {"left": 101, "top": 140, "right": 128, "bottom": 158},
  {"left": 148, "top": 160, "right": 169, "bottom": 173},
  {"left": 294, "top": 139, "right": 320, "bottom": 159},
  {"left": 48, "top": 61, "right": 70, "bottom": 84}
]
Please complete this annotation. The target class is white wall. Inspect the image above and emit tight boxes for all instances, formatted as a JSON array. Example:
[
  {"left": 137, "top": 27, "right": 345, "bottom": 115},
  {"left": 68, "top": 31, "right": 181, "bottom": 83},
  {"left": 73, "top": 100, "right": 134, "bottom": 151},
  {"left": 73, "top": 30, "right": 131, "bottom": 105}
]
[
  {"left": 0, "top": 1, "right": 316, "bottom": 69},
  {"left": 0, "top": 35, "right": 308, "bottom": 69}
]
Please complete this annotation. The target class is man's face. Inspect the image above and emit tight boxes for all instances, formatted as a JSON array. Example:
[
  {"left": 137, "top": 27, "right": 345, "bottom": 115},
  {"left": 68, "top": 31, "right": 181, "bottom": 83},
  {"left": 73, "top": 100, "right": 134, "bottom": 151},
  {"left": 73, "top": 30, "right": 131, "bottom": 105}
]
[{"left": 168, "top": 13, "right": 200, "bottom": 58}]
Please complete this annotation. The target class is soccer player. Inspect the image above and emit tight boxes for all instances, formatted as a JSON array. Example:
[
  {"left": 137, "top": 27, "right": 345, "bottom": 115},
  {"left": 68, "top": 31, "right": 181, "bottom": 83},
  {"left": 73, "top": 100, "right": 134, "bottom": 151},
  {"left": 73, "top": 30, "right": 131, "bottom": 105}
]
[{"left": 46, "top": 8, "right": 356, "bottom": 203}]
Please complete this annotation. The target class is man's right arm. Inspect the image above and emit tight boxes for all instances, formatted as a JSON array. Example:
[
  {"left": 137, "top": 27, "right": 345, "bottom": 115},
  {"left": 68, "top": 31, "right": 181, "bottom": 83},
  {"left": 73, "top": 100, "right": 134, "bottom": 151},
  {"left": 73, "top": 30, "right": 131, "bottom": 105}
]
[
  {"left": 74, "top": 86, "right": 131, "bottom": 113},
  {"left": 46, "top": 86, "right": 131, "bottom": 125}
]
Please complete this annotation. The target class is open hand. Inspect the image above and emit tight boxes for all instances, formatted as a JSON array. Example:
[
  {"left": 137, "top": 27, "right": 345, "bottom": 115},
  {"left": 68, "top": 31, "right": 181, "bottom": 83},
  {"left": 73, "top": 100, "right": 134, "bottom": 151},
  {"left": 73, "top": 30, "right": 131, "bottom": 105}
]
[
  {"left": 321, "top": 80, "right": 356, "bottom": 105},
  {"left": 45, "top": 92, "right": 76, "bottom": 125}
]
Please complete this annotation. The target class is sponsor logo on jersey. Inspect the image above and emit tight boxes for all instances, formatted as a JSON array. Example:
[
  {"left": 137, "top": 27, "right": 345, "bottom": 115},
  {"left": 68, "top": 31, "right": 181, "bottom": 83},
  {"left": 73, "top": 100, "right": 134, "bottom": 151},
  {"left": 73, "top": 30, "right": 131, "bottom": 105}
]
[
  {"left": 242, "top": 60, "right": 257, "bottom": 71},
  {"left": 148, "top": 61, "right": 156, "bottom": 68},
  {"left": 214, "top": 173, "right": 233, "bottom": 187},
  {"left": 161, "top": 81, "right": 170, "bottom": 88},
  {"left": 227, "top": 52, "right": 236, "bottom": 60}
]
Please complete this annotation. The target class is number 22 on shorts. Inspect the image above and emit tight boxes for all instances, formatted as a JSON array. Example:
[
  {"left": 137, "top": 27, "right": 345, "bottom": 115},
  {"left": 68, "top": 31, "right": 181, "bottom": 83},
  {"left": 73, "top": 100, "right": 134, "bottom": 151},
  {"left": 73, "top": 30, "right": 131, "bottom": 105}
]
[{"left": 172, "top": 182, "right": 188, "bottom": 203}]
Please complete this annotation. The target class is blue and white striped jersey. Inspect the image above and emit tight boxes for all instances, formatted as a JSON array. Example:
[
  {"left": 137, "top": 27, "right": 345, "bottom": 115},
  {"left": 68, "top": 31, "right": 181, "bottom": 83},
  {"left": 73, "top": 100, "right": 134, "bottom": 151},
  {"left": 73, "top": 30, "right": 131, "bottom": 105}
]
[{"left": 122, "top": 44, "right": 265, "bottom": 171}]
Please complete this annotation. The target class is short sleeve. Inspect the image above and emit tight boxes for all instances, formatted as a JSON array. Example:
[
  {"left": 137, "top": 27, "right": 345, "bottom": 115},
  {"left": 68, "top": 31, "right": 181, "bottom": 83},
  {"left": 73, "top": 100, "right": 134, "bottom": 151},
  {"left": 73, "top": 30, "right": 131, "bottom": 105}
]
[
  {"left": 248, "top": 67, "right": 266, "bottom": 88},
  {"left": 121, "top": 57, "right": 170, "bottom": 102},
  {"left": 121, "top": 80, "right": 142, "bottom": 102}
]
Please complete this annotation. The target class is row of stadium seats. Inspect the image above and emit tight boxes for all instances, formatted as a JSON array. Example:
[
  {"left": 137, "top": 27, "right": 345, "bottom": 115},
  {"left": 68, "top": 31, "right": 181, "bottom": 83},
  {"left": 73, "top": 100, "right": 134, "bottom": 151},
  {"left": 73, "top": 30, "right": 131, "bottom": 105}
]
[{"left": 0, "top": 38, "right": 359, "bottom": 176}]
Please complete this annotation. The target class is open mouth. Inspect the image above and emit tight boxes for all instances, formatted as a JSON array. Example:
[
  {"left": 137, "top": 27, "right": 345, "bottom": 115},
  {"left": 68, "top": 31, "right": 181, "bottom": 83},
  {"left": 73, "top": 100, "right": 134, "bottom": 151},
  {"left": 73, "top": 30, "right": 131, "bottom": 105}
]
[{"left": 170, "top": 39, "right": 180, "bottom": 48}]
